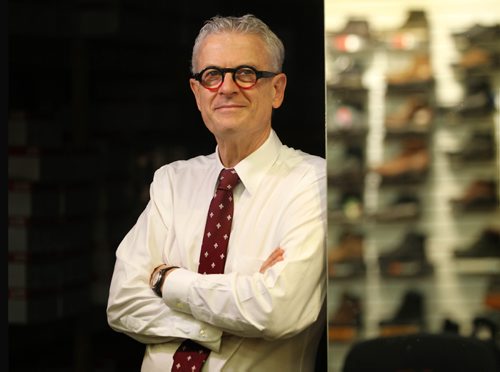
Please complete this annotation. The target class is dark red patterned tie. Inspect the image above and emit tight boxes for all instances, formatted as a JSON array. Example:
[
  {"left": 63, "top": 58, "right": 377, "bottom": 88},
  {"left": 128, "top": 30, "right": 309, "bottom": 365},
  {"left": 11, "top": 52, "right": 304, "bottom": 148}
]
[{"left": 171, "top": 168, "right": 239, "bottom": 372}]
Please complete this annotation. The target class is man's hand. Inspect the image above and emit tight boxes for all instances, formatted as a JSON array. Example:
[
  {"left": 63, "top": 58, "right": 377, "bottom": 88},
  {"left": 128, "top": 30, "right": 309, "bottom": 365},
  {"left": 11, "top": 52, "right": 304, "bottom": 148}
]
[{"left": 259, "top": 247, "right": 285, "bottom": 273}]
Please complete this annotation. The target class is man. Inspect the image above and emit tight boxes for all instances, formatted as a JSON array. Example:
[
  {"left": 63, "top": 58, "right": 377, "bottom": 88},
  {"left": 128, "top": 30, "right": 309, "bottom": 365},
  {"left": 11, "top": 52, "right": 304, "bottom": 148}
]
[{"left": 107, "top": 14, "right": 326, "bottom": 371}]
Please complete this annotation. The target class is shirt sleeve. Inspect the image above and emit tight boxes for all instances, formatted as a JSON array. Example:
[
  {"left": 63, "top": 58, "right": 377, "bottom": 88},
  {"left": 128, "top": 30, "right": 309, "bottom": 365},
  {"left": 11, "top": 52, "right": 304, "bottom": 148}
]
[
  {"left": 106, "top": 167, "right": 223, "bottom": 351},
  {"left": 164, "top": 163, "right": 327, "bottom": 340}
]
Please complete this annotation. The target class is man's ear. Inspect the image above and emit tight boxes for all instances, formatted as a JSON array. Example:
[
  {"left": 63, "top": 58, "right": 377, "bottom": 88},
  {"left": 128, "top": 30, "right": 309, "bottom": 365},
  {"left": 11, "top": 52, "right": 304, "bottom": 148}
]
[
  {"left": 190, "top": 78, "right": 202, "bottom": 111},
  {"left": 272, "top": 73, "right": 287, "bottom": 109}
]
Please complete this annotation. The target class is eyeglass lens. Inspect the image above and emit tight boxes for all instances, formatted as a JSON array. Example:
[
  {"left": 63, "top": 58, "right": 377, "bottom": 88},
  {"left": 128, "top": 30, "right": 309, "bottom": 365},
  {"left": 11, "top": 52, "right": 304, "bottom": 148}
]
[{"left": 201, "top": 67, "right": 257, "bottom": 89}]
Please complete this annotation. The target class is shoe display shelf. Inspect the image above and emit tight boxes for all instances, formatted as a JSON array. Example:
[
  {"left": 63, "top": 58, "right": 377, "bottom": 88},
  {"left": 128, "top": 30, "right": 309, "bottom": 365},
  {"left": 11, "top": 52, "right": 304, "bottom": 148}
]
[{"left": 326, "top": 25, "right": 371, "bottom": 228}]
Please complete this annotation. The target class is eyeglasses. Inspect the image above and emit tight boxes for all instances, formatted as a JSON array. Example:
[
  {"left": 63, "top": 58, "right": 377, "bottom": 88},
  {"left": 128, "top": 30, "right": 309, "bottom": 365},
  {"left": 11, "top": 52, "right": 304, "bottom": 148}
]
[{"left": 192, "top": 65, "right": 279, "bottom": 91}]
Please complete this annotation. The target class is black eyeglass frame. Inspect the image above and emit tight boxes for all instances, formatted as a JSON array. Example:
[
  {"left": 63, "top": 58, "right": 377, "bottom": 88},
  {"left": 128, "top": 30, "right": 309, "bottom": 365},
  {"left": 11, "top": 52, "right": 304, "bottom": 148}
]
[{"left": 192, "top": 65, "right": 279, "bottom": 91}]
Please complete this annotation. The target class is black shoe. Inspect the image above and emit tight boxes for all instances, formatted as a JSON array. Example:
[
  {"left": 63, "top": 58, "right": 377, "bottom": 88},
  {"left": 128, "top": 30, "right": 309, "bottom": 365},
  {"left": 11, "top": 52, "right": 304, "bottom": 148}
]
[
  {"left": 442, "top": 318, "right": 460, "bottom": 334},
  {"left": 373, "top": 193, "right": 421, "bottom": 222},
  {"left": 446, "top": 131, "right": 496, "bottom": 162},
  {"left": 379, "top": 289, "right": 425, "bottom": 336},
  {"left": 455, "top": 77, "right": 496, "bottom": 117},
  {"left": 454, "top": 228, "right": 500, "bottom": 258},
  {"left": 378, "top": 230, "right": 433, "bottom": 277}
]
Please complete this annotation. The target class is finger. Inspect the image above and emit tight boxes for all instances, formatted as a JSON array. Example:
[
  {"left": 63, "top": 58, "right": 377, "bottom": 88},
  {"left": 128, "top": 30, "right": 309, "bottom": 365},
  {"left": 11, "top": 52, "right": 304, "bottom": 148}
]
[{"left": 259, "top": 249, "right": 285, "bottom": 273}]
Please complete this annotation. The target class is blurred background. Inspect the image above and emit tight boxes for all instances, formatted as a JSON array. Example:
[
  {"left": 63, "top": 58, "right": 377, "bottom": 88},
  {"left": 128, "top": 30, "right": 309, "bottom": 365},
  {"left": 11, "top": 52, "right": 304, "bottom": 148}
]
[
  {"left": 7, "top": 1, "right": 325, "bottom": 371},
  {"left": 325, "top": 0, "right": 500, "bottom": 371}
]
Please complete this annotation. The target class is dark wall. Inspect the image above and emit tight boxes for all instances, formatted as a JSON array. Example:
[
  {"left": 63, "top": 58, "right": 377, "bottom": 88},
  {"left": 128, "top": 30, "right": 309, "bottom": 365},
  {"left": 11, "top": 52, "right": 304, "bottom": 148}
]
[{"left": 8, "top": 1, "right": 325, "bottom": 370}]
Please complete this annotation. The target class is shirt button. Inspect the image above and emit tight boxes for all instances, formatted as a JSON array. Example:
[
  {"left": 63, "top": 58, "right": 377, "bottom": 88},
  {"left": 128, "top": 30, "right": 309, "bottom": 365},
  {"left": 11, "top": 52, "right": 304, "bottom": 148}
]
[
  {"left": 200, "top": 329, "right": 206, "bottom": 337},
  {"left": 176, "top": 302, "right": 183, "bottom": 308}
]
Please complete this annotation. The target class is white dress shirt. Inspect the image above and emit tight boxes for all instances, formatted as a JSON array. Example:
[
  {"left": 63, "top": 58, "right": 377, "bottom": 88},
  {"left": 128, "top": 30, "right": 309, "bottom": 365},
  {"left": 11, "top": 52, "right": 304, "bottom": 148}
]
[{"left": 107, "top": 129, "right": 327, "bottom": 371}]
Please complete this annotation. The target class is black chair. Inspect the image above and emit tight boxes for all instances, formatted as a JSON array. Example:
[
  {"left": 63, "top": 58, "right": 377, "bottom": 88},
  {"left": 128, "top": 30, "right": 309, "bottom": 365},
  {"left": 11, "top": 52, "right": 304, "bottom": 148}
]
[{"left": 342, "top": 332, "right": 499, "bottom": 372}]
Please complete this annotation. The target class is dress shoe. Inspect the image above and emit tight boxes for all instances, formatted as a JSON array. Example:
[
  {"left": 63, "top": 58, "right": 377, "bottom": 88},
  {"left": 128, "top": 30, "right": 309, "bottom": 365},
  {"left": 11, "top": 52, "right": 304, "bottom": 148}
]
[
  {"left": 329, "top": 191, "right": 364, "bottom": 222},
  {"left": 329, "top": 292, "right": 363, "bottom": 342},
  {"left": 456, "top": 47, "right": 494, "bottom": 70},
  {"left": 484, "top": 275, "right": 500, "bottom": 310},
  {"left": 379, "top": 289, "right": 425, "bottom": 337},
  {"left": 372, "top": 193, "right": 421, "bottom": 222},
  {"left": 328, "top": 104, "right": 366, "bottom": 133},
  {"left": 378, "top": 230, "right": 433, "bottom": 277},
  {"left": 328, "top": 145, "right": 365, "bottom": 187},
  {"left": 452, "top": 23, "right": 500, "bottom": 50},
  {"left": 385, "top": 95, "right": 433, "bottom": 133},
  {"left": 329, "top": 18, "right": 373, "bottom": 52},
  {"left": 328, "top": 230, "right": 365, "bottom": 278},
  {"left": 446, "top": 131, "right": 496, "bottom": 162},
  {"left": 385, "top": 9, "right": 429, "bottom": 50},
  {"left": 386, "top": 54, "right": 433, "bottom": 87},
  {"left": 328, "top": 56, "right": 365, "bottom": 89},
  {"left": 454, "top": 227, "right": 500, "bottom": 259},
  {"left": 455, "top": 77, "right": 495, "bottom": 117},
  {"left": 372, "top": 138, "right": 430, "bottom": 183},
  {"left": 450, "top": 180, "right": 499, "bottom": 212},
  {"left": 441, "top": 318, "right": 460, "bottom": 334}
]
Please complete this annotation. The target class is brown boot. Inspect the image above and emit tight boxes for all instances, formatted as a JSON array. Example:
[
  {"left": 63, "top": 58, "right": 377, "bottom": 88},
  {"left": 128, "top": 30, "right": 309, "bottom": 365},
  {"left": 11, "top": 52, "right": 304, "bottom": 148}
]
[
  {"left": 328, "top": 231, "right": 365, "bottom": 278},
  {"left": 372, "top": 139, "right": 430, "bottom": 180},
  {"left": 329, "top": 292, "right": 362, "bottom": 342},
  {"left": 386, "top": 54, "right": 433, "bottom": 86}
]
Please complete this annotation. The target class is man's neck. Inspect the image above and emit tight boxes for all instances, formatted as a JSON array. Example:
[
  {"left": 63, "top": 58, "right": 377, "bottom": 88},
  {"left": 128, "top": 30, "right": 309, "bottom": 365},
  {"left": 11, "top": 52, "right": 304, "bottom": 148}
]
[{"left": 216, "top": 128, "right": 271, "bottom": 168}]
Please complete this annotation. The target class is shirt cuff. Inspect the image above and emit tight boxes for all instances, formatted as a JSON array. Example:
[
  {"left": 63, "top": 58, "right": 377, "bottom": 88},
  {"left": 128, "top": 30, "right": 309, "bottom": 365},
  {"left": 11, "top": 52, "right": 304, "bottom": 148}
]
[
  {"left": 163, "top": 267, "right": 197, "bottom": 313},
  {"left": 163, "top": 268, "right": 222, "bottom": 352}
]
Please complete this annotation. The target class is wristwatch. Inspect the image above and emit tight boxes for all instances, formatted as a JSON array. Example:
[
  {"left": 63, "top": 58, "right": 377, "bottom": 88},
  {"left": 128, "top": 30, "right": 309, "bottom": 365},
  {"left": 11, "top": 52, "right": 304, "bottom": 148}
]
[{"left": 151, "top": 266, "right": 178, "bottom": 297}]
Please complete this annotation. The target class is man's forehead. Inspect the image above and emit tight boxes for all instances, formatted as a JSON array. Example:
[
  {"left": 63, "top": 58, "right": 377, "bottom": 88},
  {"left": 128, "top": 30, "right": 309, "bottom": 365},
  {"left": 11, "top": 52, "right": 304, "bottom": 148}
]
[{"left": 196, "top": 33, "right": 270, "bottom": 67}]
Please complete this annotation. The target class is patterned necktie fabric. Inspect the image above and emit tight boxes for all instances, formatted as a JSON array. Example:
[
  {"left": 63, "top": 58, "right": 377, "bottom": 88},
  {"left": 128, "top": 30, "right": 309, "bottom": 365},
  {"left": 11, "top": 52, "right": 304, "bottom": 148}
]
[{"left": 171, "top": 168, "right": 239, "bottom": 372}]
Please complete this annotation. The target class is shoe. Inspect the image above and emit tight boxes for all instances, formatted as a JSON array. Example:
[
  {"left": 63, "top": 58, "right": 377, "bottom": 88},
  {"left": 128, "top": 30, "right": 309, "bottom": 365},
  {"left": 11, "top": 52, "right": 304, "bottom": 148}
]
[
  {"left": 454, "top": 227, "right": 500, "bottom": 259},
  {"left": 455, "top": 77, "right": 495, "bottom": 117},
  {"left": 446, "top": 131, "right": 496, "bottom": 162},
  {"left": 329, "top": 292, "right": 363, "bottom": 342},
  {"left": 386, "top": 54, "right": 433, "bottom": 87},
  {"left": 328, "top": 103, "right": 366, "bottom": 133},
  {"left": 328, "top": 55, "right": 365, "bottom": 89},
  {"left": 384, "top": 9, "right": 429, "bottom": 50},
  {"left": 328, "top": 230, "right": 365, "bottom": 278},
  {"left": 329, "top": 190, "right": 364, "bottom": 222},
  {"left": 372, "top": 138, "right": 430, "bottom": 183},
  {"left": 455, "top": 47, "right": 494, "bottom": 70},
  {"left": 329, "top": 18, "right": 373, "bottom": 52},
  {"left": 385, "top": 95, "right": 433, "bottom": 133},
  {"left": 450, "top": 180, "right": 499, "bottom": 212},
  {"left": 378, "top": 230, "right": 433, "bottom": 277},
  {"left": 484, "top": 275, "right": 500, "bottom": 310},
  {"left": 379, "top": 289, "right": 425, "bottom": 337},
  {"left": 452, "top": 23, "right": 500, "bottom": 50},
  {"left": 441, "top": 318, "right": 460, "bottom": 334},
  {"left": 372, "top": 193, "right": 421, "bottom": 222},
  {"left": 328, "top": 145, "right": 365, "bottom": 187}
]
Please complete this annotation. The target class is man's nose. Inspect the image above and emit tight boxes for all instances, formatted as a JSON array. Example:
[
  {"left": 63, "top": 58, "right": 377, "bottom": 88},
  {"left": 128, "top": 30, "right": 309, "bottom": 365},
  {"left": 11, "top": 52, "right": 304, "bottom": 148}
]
[{"left": 219, "top": 72, "right": 239, "bottom": 93}]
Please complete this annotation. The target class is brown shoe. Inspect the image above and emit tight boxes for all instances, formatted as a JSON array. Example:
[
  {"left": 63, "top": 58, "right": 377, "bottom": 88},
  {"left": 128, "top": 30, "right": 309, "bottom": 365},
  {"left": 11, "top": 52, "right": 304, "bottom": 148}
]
[
  {"left": 386, "top": 54, "right": 433, "bottom": 86},
  {"left": 457, "top": 47, "right": 492, "bottom": 70},
  {"left": 484, "top": 275, "right": 500, "bottom": 310},
  {"left": 329, "top": 292, "right": 362, "bottom": 342},
  {"left": 328, "top": 231, "right": 365, "bottom": 278},
  {"left": 450, "top": 179, "right": 499, "bottom": 212},
  {"left": 385, "top": 95, "right": 433, "bottom": 132},
  {"left": 372, "top": 139, "right": 430, "bottom": 180}
]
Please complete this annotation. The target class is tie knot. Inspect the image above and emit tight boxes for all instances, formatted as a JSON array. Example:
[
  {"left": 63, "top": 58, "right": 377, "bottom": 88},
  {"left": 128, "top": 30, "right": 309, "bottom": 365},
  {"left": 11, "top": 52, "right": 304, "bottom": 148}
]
[{"left": 217, "top": 168, "right": 239, "bottom": 191}]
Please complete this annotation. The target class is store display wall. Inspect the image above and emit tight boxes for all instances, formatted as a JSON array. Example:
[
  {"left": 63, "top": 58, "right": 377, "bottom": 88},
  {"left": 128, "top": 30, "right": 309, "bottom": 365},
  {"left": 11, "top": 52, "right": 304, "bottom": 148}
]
[{"left": 325, "top": 0, "right": 500, "bottom": 371}]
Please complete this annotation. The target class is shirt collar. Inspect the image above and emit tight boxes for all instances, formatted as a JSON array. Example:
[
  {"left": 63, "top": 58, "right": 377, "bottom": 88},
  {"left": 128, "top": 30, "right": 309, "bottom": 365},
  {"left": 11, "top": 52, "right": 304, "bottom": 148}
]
[{"left": 215, "top": 129, "right": 282, "bottom": 196}]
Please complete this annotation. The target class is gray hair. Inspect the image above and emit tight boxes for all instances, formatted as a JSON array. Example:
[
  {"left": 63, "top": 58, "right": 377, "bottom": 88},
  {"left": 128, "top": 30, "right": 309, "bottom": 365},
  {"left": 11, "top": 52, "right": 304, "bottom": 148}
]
[{"left": 191, "top": 14, "right": 285, "bottom": 74}]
